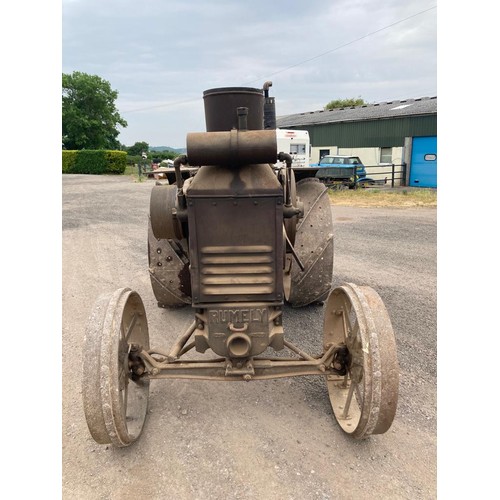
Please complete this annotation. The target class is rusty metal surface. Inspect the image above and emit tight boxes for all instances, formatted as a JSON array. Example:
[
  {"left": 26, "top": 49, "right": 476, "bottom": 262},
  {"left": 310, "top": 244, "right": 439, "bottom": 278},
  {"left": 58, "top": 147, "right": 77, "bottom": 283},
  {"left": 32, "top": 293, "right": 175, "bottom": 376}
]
[
  {"left": 194, "top": 304, "right": 284, "bottom": 358},
  {"left": 111, "top": 297, "right": 335, "bottom": 384},
  {"left": 148, "top": 218, "right": 191, "bottom": 307},
  {"left": 187, "top": 163, "right": 283, "bottom": 305},
  {"left": 160, "top": 166, "right": 198, "bottom": 186},
  {"left": 188, "top": 197, "right": 283, "bottom": 303},
  {"left": 150, "top": 184, "right": 183, "bottom": 240},
  {"left": 282, "top": 167, "right": 298, "bottom": 246},
  {"left": 185, "top": 162, "right": 282, "bottom": 197},
  {"left": 286, "top": 178, "right": 334, "bottom": 306},
  {"left": 140, "top": 353, "right": 336, "bottom": 381},
  {"left": 187, "top": 130, "right": 277, "bottom": 167},
  {"left": 323, "top": 283, "right": 399, "bottom": 438},
  {"left": 81, "top": 293, "right": 113, "bottom": 444},
  {"left": 203, "top": 86, "right": 264, "bottom": 131}
]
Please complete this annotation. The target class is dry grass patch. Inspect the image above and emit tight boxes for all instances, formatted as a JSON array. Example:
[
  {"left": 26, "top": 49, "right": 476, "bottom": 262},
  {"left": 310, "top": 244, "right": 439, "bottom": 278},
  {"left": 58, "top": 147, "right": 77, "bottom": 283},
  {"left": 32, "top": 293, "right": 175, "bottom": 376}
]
[{"left": 328, "top": 188, "right": 437, "bottom": 207}]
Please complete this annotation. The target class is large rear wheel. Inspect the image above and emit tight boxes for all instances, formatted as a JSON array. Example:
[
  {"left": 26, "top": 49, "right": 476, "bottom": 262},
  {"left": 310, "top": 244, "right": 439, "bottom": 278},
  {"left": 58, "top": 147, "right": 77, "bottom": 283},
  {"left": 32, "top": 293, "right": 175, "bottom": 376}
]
[
  {"left": 285, "top": 178, "right": 334, "bottom": 307},
  {"left": 148, "top": 217, "right": 191, "bottom": 307},
  {"left": 148, "top": 184, "right": 191, "bottom": 307}
]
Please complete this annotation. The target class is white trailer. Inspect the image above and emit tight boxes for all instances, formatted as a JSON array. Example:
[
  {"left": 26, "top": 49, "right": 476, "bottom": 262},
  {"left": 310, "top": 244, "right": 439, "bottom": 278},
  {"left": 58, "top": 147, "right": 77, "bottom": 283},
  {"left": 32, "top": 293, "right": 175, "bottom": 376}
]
[{"left": 276, "top": 129, "right": 310, "bottom": 168}]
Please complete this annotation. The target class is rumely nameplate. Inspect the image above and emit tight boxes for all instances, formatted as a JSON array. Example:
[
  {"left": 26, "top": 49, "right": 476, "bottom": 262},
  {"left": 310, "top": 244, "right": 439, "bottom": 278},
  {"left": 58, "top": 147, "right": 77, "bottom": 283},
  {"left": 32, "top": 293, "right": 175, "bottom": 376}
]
[{"left": 208, "top": 307, "right": 268, "bottom": 325}]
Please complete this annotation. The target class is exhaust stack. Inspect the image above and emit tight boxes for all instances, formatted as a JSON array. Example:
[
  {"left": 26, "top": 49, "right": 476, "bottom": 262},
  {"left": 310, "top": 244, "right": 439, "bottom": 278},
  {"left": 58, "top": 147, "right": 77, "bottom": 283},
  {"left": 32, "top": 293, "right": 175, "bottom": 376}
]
[{"left": 263, "top": 81, "right": 276, "bottom": 130}]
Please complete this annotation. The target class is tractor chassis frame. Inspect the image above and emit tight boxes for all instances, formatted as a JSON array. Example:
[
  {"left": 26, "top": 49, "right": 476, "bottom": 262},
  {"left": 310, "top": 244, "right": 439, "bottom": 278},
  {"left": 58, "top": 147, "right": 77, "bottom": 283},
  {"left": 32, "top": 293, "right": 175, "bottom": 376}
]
[{"left": 134, "top": 320, "right": 340, "bottom": 382}]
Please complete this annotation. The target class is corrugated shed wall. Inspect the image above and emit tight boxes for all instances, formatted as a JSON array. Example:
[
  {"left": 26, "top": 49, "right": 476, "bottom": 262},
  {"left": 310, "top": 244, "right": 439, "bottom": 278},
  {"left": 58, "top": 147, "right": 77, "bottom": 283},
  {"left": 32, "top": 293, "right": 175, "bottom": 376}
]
[{"left": 289, "top": 115, "right": 437, "bottom": 147}]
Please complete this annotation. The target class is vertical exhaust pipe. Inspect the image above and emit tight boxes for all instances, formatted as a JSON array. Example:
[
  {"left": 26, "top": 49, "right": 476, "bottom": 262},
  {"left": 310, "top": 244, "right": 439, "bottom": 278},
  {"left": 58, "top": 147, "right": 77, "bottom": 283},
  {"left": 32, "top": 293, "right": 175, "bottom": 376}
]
[{"left": 263, "top": 81, "right": 276, "bottom": 130}]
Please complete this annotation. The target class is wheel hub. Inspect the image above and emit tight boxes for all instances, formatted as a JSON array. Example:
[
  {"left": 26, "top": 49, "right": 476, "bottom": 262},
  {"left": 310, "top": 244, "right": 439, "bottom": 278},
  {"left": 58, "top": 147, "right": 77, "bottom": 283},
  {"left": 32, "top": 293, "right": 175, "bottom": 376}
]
[{"left": 331, "top": 344, "right": 351, "bottom": 375}]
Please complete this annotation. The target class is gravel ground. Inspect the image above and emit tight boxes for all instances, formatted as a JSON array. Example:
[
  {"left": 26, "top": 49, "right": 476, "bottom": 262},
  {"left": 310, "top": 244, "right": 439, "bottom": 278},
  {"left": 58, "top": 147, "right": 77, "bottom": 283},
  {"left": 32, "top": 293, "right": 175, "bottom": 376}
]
[{"left": 62, "top": 174, "right": 437, "bottom": 499}]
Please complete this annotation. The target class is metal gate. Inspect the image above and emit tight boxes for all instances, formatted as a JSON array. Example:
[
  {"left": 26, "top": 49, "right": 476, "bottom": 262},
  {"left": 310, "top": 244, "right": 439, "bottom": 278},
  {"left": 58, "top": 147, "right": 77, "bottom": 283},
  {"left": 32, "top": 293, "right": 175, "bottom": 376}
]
[{"left": 409, "top": 136, "right": 437, "bottom": 188}]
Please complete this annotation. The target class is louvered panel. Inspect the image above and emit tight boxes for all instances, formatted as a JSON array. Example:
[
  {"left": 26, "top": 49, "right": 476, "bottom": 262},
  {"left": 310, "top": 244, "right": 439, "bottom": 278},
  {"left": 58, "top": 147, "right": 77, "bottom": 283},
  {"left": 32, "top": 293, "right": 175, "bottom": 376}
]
[{"left": 200, "top": 245, "right": 275, "bottom": 296}]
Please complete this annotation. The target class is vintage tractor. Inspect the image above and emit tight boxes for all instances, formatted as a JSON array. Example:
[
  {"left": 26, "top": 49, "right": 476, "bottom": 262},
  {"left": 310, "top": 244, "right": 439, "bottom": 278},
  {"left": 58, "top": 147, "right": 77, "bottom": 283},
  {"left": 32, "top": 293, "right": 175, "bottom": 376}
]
[{"left": 82, "top": 85, "right": 399, "bottom": 447}]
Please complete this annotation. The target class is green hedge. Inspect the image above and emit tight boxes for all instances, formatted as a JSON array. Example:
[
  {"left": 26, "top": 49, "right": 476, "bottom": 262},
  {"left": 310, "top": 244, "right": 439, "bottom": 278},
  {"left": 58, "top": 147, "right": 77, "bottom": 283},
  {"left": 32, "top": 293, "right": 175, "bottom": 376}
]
[
  {"left": 62, "top": 150, "right": 127, "bottom": 174},
  {"left": 62, "top": 150, "right": 77, "bottom": 173}
]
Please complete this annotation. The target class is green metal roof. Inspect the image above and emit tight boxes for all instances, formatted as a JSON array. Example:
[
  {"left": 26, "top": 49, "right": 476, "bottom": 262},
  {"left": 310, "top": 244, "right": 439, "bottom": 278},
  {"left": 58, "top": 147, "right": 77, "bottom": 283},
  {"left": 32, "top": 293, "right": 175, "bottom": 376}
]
[{"left": 276, "top": 97, "right": 437, "bottom": 147}]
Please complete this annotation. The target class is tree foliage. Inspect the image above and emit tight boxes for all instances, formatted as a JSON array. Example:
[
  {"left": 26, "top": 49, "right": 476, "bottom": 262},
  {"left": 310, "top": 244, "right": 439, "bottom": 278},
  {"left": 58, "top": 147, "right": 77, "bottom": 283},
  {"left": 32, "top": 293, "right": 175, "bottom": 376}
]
[
  {"left": 324, "top": 98, "right": 366, "bottom": 110},
  {"left": 127, "top": 141, "right": 149, "bottom": 156},
  {"left": 62, "top": 72, "right": 127, "bottom": 150},
  {"left": 151, "top": 150, "right": 178, "bottom": 161}
]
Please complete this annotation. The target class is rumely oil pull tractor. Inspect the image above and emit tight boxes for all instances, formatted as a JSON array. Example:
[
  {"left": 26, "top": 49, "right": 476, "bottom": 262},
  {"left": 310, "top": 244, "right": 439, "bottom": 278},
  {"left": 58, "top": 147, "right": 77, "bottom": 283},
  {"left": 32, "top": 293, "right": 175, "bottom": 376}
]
[{"left": 82, "top": 85, "right": 399, "bottom": 447}]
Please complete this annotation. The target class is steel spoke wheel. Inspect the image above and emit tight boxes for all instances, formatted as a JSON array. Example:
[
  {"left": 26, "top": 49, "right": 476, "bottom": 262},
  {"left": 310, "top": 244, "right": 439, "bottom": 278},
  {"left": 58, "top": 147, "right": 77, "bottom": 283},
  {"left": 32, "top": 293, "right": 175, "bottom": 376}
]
[
  {"left": 323, "top": 283, "right": 399, "bottom": 438},
  {"left": 82, "top": 288, "right": 150, "bottom": 447}
]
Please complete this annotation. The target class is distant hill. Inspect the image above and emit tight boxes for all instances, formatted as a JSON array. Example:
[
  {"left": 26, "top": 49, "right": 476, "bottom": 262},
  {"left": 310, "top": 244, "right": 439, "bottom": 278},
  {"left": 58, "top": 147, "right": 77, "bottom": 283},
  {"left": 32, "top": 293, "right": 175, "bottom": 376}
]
[{"left": 150, "top": 146, "right": 186, "bottom": 154}]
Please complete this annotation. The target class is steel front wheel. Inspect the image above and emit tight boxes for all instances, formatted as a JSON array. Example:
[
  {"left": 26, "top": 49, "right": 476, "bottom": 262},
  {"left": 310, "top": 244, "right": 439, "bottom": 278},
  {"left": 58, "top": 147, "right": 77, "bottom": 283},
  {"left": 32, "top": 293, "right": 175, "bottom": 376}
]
[
  {"left": 82, "top": 288, "right": 150, "bottom": 447},
  {"left": 323, "top": 283, "right": 399, "bottom": 438}
]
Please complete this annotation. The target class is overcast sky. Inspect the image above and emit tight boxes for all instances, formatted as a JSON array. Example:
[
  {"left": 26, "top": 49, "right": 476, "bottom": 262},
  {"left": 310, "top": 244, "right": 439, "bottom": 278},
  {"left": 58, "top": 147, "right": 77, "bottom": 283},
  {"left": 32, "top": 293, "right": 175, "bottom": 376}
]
[{"left": 62, "top": 0, "right": 436, "bottom": 149}]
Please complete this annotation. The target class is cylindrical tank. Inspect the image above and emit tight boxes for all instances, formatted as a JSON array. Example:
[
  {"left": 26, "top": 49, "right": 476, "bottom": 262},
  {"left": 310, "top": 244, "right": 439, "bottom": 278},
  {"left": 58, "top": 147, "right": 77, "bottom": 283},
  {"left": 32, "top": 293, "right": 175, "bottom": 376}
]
[
  {"left": 203, "top": 87, "right": 264, "bottom": 132},
  {"left": 186, "top": 130, "right": 277, "bottom": 167}
]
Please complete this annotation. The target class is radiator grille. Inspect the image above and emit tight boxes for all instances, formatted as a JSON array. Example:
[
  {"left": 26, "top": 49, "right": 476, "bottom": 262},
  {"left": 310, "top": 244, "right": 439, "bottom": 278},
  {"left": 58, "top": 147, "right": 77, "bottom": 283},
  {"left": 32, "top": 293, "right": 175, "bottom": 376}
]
[{"left": 200, "top": 245, "right": 275, "bottom": 296}]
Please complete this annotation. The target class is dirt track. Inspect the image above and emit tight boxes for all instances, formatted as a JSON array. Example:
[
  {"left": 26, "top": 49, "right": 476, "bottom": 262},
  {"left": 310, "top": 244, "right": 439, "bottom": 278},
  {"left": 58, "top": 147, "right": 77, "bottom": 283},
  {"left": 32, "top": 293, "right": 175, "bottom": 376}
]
[{"left": 62, "top": 174, "right": 436, "bottom": 499}]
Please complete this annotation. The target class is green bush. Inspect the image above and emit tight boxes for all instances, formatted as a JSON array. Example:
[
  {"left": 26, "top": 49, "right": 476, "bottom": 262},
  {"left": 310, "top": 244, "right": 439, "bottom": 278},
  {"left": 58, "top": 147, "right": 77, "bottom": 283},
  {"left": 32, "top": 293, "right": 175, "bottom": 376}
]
[
  {"left": 62, "top": 150, "right": 78, "bottom": 173},
  {"left": 105, "top": 150, "right": 127, "bottom": 174},
  {"left": 73, "top": 150, "right": 107, "bottom": 174},
  {"left": 62, "top": 150, "right": 127, "bottom": 174}
]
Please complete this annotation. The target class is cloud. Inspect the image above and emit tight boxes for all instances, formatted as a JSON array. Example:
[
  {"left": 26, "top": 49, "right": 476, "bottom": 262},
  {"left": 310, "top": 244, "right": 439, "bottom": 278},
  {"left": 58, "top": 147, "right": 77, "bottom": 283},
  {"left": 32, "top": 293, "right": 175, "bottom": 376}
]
[{"left": 63, "top": 0, "right": 436, "bottom": 147}]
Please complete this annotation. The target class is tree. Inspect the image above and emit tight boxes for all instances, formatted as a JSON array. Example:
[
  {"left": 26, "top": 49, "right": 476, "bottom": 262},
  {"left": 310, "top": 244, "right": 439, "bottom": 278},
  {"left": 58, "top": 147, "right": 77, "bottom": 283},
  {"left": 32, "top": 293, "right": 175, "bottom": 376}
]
[
  {"left": 62, "top": 72, "right": 127, "bottom": 150},
  {"left": 127, "top": 141, "right": 149, "bottom": 156},
  {"left": 324, "top": 98, "right": 366, "bottom": 110}
]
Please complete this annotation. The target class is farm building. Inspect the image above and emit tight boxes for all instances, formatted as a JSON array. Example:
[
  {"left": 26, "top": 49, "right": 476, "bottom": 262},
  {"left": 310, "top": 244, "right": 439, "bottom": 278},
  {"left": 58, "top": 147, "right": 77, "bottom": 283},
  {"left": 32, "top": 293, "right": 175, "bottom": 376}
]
[{"left": 276, "top": 96, "right": 437, "bottom": 187}]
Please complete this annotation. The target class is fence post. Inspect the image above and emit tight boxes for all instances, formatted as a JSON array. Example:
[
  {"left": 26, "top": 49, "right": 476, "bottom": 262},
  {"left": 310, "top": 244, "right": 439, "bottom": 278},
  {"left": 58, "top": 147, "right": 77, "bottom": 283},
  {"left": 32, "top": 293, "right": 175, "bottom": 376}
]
[
  {"left": 391, "top": 164, "right": 395, "bottom": 188},
  {"left": 401, "top": 161, "right": 407, "bottom": 186}
]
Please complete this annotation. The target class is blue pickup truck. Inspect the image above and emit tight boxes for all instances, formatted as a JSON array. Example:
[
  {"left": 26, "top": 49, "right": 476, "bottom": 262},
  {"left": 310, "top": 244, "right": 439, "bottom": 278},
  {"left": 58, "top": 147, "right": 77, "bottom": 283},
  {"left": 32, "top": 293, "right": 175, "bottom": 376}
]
[{"left": 309, "top": 155, "right": 374, "bottom": 188}]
